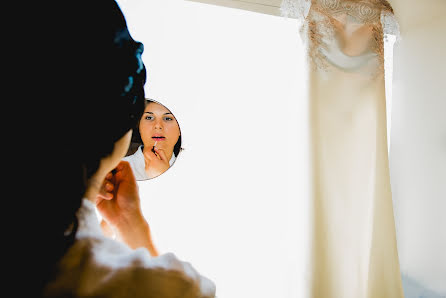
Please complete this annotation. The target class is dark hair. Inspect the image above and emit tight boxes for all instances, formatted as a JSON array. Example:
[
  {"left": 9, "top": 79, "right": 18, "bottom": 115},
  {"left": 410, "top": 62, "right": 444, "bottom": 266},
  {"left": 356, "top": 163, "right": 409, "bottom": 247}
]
[
  {"left": 23, "top": 1, "right": 146, "bottom": 295},
  {"left": 128, "top": 99, "right": 183, "bottom": 157}
]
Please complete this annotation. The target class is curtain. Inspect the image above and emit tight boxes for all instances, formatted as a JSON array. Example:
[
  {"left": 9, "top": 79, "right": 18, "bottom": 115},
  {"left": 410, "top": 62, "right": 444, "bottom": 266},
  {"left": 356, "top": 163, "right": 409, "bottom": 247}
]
[
  {"left": 281, "top": 1, "right": 404, "bottom": 297},
  {"left": 388, "top": 0, "right": 446, "bottom": 296}
]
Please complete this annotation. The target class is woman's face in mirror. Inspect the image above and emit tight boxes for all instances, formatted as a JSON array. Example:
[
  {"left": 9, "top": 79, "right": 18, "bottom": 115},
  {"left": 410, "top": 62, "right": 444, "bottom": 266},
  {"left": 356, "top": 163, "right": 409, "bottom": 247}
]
[
  {"left": 139, "top": 101, "right": 181, "bottom": 161},
  {"left": 123, "top": 99, "right": 181, "bottom": 181}
]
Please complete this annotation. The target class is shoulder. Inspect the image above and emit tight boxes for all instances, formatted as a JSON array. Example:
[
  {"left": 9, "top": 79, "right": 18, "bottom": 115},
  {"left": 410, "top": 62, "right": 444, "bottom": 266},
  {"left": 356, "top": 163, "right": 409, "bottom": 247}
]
[
  {"left": 122, "top": 145, "right": 142, "bottom": 162},
  {"left": 122, "top": 146, "right": 149, "bottom": 180}
]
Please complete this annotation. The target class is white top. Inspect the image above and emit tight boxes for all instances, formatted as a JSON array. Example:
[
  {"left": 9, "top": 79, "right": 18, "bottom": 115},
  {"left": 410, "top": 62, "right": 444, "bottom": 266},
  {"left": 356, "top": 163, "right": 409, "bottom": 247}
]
[
  {"left": 44, "top": 199, "right": 216, "bottom": 298},
  {"left": 123, "top": 145, "right": 176, "bottom": 180}
]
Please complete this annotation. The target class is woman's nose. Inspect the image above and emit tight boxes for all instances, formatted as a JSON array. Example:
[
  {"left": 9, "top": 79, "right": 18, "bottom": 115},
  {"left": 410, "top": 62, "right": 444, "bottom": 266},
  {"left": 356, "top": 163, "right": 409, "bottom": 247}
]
[{"left": 154, "top": 120, "right": 163, "bottom": 130}]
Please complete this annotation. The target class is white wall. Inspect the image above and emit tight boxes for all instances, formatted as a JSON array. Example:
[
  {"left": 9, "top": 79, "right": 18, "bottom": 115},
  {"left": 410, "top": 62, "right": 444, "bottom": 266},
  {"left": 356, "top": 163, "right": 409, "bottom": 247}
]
[{"left": 116, "top": 1, "right": 310, "bottom": 297}]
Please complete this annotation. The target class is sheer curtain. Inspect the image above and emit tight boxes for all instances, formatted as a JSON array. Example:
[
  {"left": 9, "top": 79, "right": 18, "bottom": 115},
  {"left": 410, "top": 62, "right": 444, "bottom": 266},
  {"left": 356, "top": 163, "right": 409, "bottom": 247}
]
[
  {"left": 281, "top": 1, "right": 403, "bottom": 297},
  {"left": 388, "top": 0, "right": 446, "bottom": 296}
]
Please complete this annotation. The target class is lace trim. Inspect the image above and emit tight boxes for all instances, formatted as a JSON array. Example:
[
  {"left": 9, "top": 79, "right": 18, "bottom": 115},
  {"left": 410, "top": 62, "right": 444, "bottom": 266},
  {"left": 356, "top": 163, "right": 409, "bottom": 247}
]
[
  {"left": 281, "top": 0, "right": 394, "bottom": 23},
  {"left": 280, "top": 0, "right": 312, "bottom": 21},
  {"left": 381, "top": 10, "right": 401, "bottom": 42},
  {"left": 315, "top": 0, "right": 393, "bottom": 23}
]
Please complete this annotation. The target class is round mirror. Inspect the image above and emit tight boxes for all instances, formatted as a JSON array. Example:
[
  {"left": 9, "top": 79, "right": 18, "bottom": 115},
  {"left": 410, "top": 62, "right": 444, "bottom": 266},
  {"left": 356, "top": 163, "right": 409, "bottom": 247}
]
[{"left": 123, "top": 98, "right": 182, "bottom": 180}]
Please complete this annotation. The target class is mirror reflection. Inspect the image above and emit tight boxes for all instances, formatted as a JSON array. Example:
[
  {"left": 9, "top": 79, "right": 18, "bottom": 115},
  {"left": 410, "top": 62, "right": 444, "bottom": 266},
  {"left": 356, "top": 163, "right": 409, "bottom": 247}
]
[{"left": 123, "top": 99, "right": 182, "bottom": 180}]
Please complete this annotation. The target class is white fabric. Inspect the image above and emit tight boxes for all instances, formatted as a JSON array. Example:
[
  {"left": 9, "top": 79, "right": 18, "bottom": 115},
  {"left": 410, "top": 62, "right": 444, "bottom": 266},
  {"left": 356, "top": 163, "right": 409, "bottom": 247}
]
[
  {"left": 281, "top": 0, "right": 311, "bottom": 21},
  {"left": 44, "top": 199, "right": 215, "bottom": 298},
  {"left": 281, "top": 1, "right": 404, "bottom": 297},
  {"left": 123, "top": 145, "right": 177, "bottom": 180},
  {"left": 381, "top": 10, "right": 400, "bottom": 41},
  {"left": 388, "top": 0, "right": 446, "bottom": 296}
]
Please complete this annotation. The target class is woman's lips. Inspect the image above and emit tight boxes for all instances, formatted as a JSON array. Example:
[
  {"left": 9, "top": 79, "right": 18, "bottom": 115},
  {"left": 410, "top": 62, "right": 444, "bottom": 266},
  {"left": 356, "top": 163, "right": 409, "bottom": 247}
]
[{"left": 152, "top": 136, "right": 166, "bottom": 141}]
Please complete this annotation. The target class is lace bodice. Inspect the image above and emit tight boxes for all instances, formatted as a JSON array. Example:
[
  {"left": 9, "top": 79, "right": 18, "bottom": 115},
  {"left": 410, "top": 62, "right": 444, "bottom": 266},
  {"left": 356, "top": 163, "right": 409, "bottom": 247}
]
[
  {"left": 315, "top": 0, "right": 392, "bottom": 22},
  {"left": 281, "top": 0, "right": 399, "bottom": 74}
]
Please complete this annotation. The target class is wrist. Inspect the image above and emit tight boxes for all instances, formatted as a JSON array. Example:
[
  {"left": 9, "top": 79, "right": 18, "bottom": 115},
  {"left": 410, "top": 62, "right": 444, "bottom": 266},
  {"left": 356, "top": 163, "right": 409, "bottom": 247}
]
[
  {"left": 114, "top": 214, "right": 158, "bottom": 255},
  {"left": 114, "top": 209, "right": 145, "bottom": 230}
]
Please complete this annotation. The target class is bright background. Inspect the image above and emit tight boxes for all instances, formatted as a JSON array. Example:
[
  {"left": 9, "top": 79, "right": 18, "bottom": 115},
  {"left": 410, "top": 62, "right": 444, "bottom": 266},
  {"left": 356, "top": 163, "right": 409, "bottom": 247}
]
[{"left": 115, "top": 1, "right": 396, "bottom": 297}]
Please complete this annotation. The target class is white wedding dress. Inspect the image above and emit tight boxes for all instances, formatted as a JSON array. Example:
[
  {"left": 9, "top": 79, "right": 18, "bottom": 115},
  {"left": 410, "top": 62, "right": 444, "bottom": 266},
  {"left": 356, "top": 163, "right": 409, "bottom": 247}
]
[{"left": 281, "top": 1, "right": 404, "bottom": 297}]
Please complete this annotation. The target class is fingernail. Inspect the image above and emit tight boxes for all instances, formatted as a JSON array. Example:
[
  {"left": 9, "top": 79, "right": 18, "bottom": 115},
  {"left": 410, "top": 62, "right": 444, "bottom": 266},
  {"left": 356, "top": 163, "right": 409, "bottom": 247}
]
[{"left": 105, "top": 182, "right": 114, "bottom": 191}]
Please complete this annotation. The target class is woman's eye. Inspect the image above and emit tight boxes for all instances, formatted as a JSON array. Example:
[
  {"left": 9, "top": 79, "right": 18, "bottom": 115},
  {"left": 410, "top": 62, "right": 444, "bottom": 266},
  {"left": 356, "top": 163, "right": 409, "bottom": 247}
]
[
  {"left": 164, "top": 117, "right": 174, "bottom": 121},
  {"left": 145, "top": 115, "right": 154, "bottom": 120}
]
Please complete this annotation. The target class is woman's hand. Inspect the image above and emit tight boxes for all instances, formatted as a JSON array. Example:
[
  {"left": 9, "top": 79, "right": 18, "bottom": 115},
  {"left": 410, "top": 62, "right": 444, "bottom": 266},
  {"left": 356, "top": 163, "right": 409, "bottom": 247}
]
[
  {"left": 96, "top": 161, "right": 159, "bottom": 256},
  {"left": 143, "top": 147, "right": 170, "bottom": 179},
  {"left": 96, "top": 161, "right": 141, "bottom": 227}
]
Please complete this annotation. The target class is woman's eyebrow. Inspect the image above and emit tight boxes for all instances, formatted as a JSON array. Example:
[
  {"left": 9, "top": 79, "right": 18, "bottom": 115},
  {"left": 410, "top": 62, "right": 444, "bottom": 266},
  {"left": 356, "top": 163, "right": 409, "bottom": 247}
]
[{"left": 144, "top": 112, "right": 172, "bottom": 115}]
